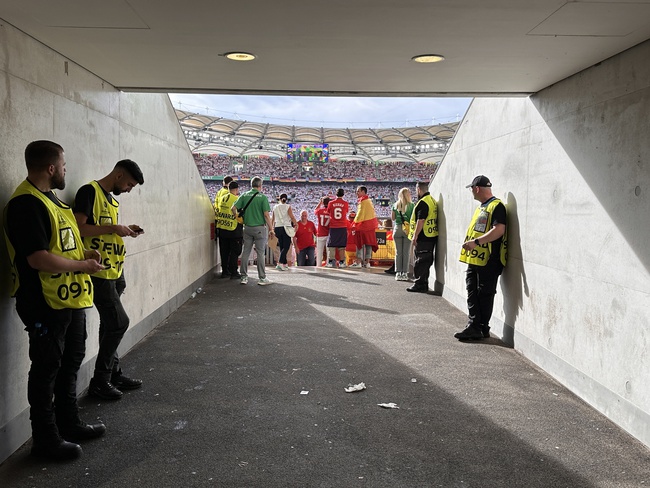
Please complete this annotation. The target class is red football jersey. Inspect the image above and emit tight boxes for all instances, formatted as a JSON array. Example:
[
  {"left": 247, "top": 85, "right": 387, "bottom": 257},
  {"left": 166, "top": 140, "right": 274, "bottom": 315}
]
[
  {"left": 295, "top": 220, "right": 316, "bottom": 250},
  {"left": 314, "top": 207, "right": 331, "bottom": 237},
  {"left": 327, "top": 198, "right": 349, "bottom": 228}
]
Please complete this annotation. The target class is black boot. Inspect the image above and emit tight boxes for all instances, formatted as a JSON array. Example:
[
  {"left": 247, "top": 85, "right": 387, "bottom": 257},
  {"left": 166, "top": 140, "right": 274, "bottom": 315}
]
[
  {"left": 31, "top": 437, "right": 82, "bottom": 461},
  {"left": 111, "top": 370, "right": 143, "bottom": 391},
  {"left": 88, "top": 378, "right": 123, "bottom": 400},
  {"left": 57, "top": 418, "right": 106, "bottom": 442},
  {"left": 454, "top": 325, "right": 484, "bottom": 341}
]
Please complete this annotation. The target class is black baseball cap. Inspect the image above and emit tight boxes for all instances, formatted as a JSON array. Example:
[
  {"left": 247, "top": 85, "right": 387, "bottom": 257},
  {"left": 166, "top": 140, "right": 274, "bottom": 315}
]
[{"left": 466, "top": 175, "right": 492, "bottom": 188}]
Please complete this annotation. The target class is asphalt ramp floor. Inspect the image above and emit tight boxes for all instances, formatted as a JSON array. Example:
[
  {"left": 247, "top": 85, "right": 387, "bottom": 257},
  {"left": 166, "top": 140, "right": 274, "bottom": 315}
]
[{"left": 1, "top": 266, "right": 649, "bottom": 487}]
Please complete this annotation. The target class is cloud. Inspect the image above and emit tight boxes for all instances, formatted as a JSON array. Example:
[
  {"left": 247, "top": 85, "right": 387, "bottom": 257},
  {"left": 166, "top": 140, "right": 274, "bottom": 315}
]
[{"left": 168, "top": 94, "right": 471, "bottom": 128}]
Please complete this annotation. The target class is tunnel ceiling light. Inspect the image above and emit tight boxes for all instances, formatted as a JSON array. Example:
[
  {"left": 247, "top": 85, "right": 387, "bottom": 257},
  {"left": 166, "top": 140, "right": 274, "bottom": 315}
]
[
  {"left": 411, "top": 54, "right": 445, "bottom": 63},
  {"left": 224, "top": 52, "right": 256, "bottom": 61}
]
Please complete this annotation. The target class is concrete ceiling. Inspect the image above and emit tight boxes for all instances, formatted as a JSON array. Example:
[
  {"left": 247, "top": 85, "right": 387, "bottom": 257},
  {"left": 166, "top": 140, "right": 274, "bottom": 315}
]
[{"left": 2, "top": 0, "right": 650, "bottom": 96}]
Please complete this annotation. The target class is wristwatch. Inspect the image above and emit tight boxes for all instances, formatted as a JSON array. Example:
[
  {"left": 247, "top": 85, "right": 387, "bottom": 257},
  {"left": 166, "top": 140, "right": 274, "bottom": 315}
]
[{"left": 474, "top": 239, "right": 480, "bottom": 245}]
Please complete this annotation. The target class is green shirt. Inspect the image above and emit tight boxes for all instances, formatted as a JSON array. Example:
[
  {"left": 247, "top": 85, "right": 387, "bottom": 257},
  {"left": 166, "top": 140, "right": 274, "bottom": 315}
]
[
  {"left": 233, "top": 188, "right": 271, "bottom": 227},
  {"left": 392, "top": 201, "right": 415, "bottom": 224}
]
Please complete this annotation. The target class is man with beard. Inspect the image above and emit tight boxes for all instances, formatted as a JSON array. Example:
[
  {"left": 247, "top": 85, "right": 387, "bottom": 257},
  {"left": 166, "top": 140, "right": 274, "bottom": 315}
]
[
  {"left": 4, "top": 140, "right": 106, "bottom": 460},
  {"left": 74, "top": 159, "right": 145, "bottom": 400}
]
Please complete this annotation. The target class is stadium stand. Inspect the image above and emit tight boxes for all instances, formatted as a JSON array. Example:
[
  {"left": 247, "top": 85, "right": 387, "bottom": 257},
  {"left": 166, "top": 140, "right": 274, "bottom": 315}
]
[{"left": 197, "top": 154, "right": 432, "bottom": 221}]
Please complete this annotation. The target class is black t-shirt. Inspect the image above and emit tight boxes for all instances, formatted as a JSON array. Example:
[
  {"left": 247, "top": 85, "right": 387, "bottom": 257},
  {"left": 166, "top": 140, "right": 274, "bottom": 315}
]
[
  {"left": 486, "top": 199, "right": 506, "bottom": 266},
  {"left": 5, "top": 188, "right": 66, "bottom": 308},
  {"left": 74, "top": 183, "right": 116, "bottom": 224},
  {"left": 414, "top": 192, "right": 437, "bottom": 242}
]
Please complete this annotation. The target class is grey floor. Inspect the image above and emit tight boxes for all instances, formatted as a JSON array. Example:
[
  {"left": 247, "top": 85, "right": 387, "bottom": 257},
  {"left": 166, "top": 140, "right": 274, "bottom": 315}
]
[{"left": 1, "top": 266, "right": 649, "bottom": 487}]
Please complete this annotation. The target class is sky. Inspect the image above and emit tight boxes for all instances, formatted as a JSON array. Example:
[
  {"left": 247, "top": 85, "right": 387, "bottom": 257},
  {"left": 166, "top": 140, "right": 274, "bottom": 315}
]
[{"left": 168, "top": 94, "right": 472, "bottom": 129}]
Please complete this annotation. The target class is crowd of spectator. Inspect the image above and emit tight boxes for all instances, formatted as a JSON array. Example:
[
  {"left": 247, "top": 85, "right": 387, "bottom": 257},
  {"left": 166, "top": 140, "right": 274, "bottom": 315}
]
[
  {"left": 205, "top": 180, "right": 415, "bottom": 222},
  {"left": 198, "top": 154, "right": 434, "bottom": 222},
  {"left": 194, "top": 154, "right": 232, "bottom": 176},
  {"left": 194, "top": 154, "right": 437, "bottom": 182}
]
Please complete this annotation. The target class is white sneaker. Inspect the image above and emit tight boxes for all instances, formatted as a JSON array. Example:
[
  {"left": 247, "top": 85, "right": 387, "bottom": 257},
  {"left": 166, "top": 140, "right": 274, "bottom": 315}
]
[
  {"left": 282, "top": 264, "right": 289, "bottom": 270},
  {"left": 275, "top": 265, "right": 284, "bottom": 271},
  {"left": 258, "top": 277, "right": 272, "bottom": 286},
  {"left": 366, "top": 262, "right": 372, "bottom": 269},
  {"left": 350, "top": 262, "right": 362, "bottom": 268},
  {"left": 339, "top": 261, "right": 347, "bottom": 268},
  {"left": 325, "top": 261, "right": 335, "bottom": 268},
  {"left": 240, "top": 276, "right": 248, "bottom": 285},
  {"left": 395, "top": 273, "right": 401, "bottom": 281}
]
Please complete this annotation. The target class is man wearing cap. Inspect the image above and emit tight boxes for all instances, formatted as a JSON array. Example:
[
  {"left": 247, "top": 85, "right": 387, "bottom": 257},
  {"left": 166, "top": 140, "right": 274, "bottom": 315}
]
[
  {"left": 216, "top": 180, "right": 243, "bottom": 279},
  {"left": 454, "top": 175, "right": 507, "bottom": 340},
  {"left": 406, "top": 181, "right": 438, "bottom": 292}
]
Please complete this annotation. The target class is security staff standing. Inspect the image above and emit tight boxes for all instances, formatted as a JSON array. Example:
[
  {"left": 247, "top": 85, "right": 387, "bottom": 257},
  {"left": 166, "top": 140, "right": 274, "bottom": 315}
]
[
  {"left": 454, "top": 175, "right": 507, "bottom": 340},
  {"left": 74, "top": 159, "right": 145, "bottom": 399},
  {"left": 407, "top": 181, "right": 438, "bottom": 293},
  {"left": 4, "top": 140, "right": 106, "bottom": 460},
  {"left": 215, "top": 175, "right": 233, "bottom": 277},
  {"left": 216, "top": 180, "right": 243, "bottom": 279}
]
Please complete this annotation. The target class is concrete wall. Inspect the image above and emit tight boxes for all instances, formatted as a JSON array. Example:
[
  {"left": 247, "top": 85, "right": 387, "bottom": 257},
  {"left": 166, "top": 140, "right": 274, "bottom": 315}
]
[
  {"left": 0, "top": 22, "right": 216, "bottom": 462},
  {"left": 432, "top": 41, "right": 650, "bottom": 447}
]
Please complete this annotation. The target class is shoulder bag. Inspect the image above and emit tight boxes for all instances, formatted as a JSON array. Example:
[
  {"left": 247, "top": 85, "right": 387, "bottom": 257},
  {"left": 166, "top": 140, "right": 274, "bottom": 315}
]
[{"left": 237, "top": 192, "right": 258, "bottom": 224}]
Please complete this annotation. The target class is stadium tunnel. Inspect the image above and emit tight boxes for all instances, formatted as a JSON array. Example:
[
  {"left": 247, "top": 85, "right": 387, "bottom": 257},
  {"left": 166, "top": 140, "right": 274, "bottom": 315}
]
[{"left": 0, "top": 1, "right": 650, "bottom": 466}]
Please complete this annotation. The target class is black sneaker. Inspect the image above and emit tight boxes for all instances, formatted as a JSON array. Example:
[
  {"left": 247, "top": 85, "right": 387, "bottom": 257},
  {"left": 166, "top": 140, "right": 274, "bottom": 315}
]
[
  {"left": 88, "top": 378, "right": 123, "bottom": 400},
  {"left": 219, "top": 273, "right": 230, "bottom": 279},
  {"left": 58, "top": 420, "right": 106, "bottom": 441},
  {"left": 31, "top": 438, "right": 82, "bottom": 461},
  {"left": 481, "top": 325, "right": 491, "bottom": 338},
  {"left": 406, "top": 285, "right": 428, "bottom": 293},
  {"left": 230, "top": 272, "right": 242, "bottom": 280},
  {"left": 111, "top": 372, "right": 143, "bottom": 391},
  {"left": 454, "top": 325, "right": 484, "bottom": 341}
]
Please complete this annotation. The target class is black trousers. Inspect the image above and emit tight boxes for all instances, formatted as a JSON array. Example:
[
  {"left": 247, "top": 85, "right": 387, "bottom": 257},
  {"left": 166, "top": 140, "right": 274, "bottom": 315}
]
[
  {"left": 219, "top": 236, "right": 243, "bottom": 275},
  {"left": 92, "top": 274, "right": 129, "bottom": 382},
  {"left": 466, "top": 262, "right": 503, "bottom": 330},
  {"left": 413, "top": 238, "right": 437, "bottom": 288},
  {"left": 16, "top": 303, "right": 87, "bottom": 442},
  {"left": 275, "top": 226, "right": 292, "bottom": 265}
]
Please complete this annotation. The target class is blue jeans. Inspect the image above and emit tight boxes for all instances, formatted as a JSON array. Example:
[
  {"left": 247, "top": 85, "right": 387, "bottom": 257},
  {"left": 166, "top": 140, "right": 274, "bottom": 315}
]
[
  {"left": 298, "top": 246, "right": 315, "bottom": 266},
  {"left": 240, "top": 225, "right": 268, "bottom": 279},
  {"left": 356, "top": 245, "right": 373, "bottom": 261}
]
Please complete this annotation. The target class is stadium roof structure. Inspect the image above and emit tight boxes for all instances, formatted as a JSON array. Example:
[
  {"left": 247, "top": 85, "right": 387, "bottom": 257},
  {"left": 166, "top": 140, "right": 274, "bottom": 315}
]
[{"left": 176, "top": 109, "right": 458, "bottom": 163}]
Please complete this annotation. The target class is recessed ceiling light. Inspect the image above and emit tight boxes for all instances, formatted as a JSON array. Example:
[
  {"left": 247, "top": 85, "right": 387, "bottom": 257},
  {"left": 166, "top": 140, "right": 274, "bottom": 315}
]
[
  {"left": 411, "top": 54, "right": 445, "bottom": 63},
  {"left": 224, "top": 52, "right": 256, "bottom": 61}
]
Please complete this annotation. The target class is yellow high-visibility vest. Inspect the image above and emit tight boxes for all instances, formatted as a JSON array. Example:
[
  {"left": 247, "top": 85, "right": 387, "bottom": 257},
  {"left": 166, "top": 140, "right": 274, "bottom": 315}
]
[
  {"left": 408, "top": 194, "right": 438, "bottom": 240},
  {"left": 5, "top": 180, "right": 93, "bottom": 309},
  {"left": 83, "top": 181, "right": 125, "bottom": 279},
  {"left": 459, "top": 198, "right": 507, "bottom": 267}
]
